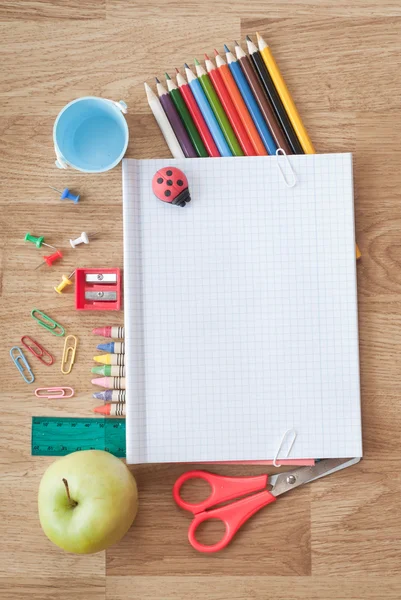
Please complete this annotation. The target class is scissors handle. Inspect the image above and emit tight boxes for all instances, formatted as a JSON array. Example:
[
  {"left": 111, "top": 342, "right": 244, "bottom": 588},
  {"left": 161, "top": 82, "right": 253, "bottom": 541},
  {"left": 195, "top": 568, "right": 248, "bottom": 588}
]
[
  {"left": 173, "top": 470, "right": 269, "bottom": 513},
  {"left": 188, "top": 489, "right": 276, "bottom": 553}
]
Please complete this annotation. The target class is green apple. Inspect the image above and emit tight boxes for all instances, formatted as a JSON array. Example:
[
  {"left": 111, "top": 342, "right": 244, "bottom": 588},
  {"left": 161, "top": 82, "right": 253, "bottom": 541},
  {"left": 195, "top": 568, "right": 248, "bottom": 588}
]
[{"left": 38, "top": 450, "right": 138, "bottom": 554}]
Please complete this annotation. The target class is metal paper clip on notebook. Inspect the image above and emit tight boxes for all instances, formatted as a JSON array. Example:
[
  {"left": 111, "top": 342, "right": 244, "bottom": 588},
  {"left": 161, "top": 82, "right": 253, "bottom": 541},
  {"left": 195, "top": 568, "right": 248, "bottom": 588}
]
[
  {"left": 61, "top": 335, "right": 78, "bottom": 374},
  {"left": 31, "top": 309, "right": 65, "bottom": 337},
  {"left": 173, "top": 457, "right": 360, "bottom": 553},
  {"left": 10, "top": 346, "right": 35, "bottom": 383},
  {"left": 20, "top": 335, "right": 54, "bottom": 366}
]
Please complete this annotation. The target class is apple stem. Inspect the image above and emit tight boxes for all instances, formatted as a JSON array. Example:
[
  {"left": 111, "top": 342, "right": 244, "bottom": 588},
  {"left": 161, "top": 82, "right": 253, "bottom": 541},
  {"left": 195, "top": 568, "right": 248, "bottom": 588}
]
[{"left": 62, "top": 478, "right": 78, "bottom": 507}]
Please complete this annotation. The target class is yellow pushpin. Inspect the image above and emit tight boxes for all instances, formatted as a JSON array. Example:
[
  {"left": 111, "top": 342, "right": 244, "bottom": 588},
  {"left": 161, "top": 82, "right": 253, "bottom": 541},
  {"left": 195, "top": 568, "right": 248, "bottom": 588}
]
[{"left": 54, "top": 270, "right": 76, "bottom": 294}]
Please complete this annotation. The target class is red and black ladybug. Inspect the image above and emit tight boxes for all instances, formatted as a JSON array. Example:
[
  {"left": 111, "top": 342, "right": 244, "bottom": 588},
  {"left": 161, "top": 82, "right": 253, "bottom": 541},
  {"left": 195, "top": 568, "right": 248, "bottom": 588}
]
[{"left": 152, "top": 167, "right": 191, "bottom": 207}]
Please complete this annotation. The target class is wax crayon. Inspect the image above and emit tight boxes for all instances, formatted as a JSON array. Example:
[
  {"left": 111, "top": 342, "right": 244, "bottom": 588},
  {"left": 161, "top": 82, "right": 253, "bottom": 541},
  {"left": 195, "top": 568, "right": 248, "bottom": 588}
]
[
  {"left": 93, "top": 390, "right": 126, "bottom": 402},
  {"left": 93, "top": 353, "right": 125, "bottom": 366},
  {"left": 92, "top": 326, "right": 125, "bottom": 338},
  {"left": 94, "top": 403, "right": 126, "bottom": 416},
  {"left": 91, "top": 376, "right": 126, "bottom": 390},
  {"left": 91, "top": 365, "right": 126, "bottom": 377},
  {"left": 97, "top": 342, "right": 125, "bottom": 354}
]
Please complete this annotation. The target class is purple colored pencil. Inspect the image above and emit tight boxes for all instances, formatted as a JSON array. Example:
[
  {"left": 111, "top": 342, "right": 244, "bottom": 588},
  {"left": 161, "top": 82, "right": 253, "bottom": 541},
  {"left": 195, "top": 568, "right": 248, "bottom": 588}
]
[{"left": 155, "top": 78, "right": 197, "bottom": 158}]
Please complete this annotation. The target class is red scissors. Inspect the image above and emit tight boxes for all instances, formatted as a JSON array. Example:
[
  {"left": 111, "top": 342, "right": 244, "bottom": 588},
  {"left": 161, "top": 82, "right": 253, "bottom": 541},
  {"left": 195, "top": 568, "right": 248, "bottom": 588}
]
[{"left": 173, "top": 457, "right": 360, "bottom": 553}]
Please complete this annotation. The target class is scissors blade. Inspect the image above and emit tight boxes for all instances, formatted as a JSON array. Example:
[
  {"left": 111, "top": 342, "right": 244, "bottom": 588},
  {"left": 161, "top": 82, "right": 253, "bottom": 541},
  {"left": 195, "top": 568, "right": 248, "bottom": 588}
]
[{"left": 269, "top": 457, "right": 361, "bottom": 497}]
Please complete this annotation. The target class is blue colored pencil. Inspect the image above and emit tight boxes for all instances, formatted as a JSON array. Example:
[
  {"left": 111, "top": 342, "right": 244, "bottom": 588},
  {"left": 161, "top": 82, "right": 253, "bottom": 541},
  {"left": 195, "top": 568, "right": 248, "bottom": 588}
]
[
  {"left": 224, "top": 45, "right": 277, "bottom": 155},
  {"left": 184, "top": 64, "right": 232, "bottom": 157}
]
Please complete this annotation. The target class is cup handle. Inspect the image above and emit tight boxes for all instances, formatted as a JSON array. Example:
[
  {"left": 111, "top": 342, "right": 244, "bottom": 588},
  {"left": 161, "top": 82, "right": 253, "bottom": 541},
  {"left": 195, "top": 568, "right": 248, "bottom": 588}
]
[{"left": 109, "top": 100, "right": 128, "bottom": 114}]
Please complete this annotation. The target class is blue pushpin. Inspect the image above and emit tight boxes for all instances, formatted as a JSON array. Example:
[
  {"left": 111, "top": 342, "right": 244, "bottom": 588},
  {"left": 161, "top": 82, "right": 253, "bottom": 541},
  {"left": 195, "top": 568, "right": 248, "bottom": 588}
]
[{"left": 49, "top": 185, "right": 80, "bottom": 203}]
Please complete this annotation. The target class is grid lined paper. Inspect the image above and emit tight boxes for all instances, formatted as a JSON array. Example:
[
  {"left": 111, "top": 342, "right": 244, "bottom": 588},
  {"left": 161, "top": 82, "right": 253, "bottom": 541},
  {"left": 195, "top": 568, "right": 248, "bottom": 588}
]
[{"left": 122, "top": 154, "right": 362, "bottom": 464}]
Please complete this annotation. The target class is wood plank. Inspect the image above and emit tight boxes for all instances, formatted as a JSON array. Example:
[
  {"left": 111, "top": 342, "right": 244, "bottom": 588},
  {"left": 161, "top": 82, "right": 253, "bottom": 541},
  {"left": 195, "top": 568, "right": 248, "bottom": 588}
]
[
  {"left": 0, "top": 578, "right": 105, "bottom": 600},
  {"left": 0, "top": 0, "right": 105, "bottom": 20},
  {"left": 106, "top": 575, "right": 401, "bottom": 600}
]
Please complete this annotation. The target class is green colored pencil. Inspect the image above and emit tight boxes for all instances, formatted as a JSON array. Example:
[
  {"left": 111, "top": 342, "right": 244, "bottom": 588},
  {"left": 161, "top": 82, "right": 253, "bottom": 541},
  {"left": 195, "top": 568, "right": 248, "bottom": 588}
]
[
  {"left": 194, "top": 58, "right": 243, "bottom": 156},
  {"left": 165, "top": 73, "right": 208, "bottom": 157}
]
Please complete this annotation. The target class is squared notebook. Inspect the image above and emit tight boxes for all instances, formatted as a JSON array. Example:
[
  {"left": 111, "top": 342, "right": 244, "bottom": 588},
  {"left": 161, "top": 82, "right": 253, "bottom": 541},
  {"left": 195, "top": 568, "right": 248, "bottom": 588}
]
[{"left": 122, "top": 154, "right": 362, "bottom": 465}]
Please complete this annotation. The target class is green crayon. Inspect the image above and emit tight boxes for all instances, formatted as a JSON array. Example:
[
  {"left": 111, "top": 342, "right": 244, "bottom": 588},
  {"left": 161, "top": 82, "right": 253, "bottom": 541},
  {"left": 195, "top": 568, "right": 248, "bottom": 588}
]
[{"left": 91, "top": 364, "right": 126, "bottom": 377}]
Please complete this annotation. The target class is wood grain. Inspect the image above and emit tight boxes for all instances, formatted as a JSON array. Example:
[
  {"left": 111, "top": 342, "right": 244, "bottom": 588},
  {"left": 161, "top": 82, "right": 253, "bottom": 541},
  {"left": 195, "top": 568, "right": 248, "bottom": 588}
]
[{"left": 1, "top": 1, "right": 401, "bottom": 599}]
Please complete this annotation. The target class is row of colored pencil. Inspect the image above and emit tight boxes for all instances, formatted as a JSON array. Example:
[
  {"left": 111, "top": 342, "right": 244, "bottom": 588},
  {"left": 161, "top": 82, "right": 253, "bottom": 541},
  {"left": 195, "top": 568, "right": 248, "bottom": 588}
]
[{"left": 144, "top": 33, "right": 315, "bottom": 159}]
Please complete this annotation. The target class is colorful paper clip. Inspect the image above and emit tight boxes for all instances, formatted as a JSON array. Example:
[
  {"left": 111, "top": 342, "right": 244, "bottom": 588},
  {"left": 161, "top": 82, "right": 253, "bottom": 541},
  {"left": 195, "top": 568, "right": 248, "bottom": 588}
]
[
  {"left": 31, "top": 309, "right": 65, "bottom": 337},
  {"left": 10, "top": 346, "right": 35, "bottom": 384},
  {"left": 20, "top": 335, "right": 54, "bottom": 366},
  {"left": 35, "top": 387, "right": 74, "bottom": 399},
  {"left": 61, "top": 335, "right": 78, "bottom": 374}
]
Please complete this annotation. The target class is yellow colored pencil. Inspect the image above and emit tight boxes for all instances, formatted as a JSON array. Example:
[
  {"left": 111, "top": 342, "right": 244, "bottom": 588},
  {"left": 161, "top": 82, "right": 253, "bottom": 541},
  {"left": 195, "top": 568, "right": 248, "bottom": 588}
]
[
  {"left": 256, "top": 33, "right": 361, "bottom": 259},
  {"left": 256, "top": 32, "right": 315, "bottom": 154}
]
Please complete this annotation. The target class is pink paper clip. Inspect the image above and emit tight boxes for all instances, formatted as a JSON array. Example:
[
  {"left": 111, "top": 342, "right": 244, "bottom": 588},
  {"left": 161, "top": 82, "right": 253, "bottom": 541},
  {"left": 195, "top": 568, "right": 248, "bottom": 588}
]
[
  {"left": 21, "top": 335, "right": 54, "bottom": 366},
  {"left": 35, "top": 387, "right": 74, "bottom": 399}
]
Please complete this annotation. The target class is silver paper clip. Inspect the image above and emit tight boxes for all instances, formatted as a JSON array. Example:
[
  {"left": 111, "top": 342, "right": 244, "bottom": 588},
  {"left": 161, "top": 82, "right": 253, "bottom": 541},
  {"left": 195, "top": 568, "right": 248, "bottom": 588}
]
[
  {"left": 273, "top": 428, "right": 297, "bottom": 467},
  {"left": 10, "top": 346, "right": 35, "bottom": 384},
  {"left": 276, "top": 149, "right": 297, "bottom": 188}
]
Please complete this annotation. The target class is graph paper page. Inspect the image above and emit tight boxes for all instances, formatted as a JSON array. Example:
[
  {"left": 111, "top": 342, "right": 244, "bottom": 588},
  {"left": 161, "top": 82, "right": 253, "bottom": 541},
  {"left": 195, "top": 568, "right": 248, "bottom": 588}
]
[{"left": 122, "top": 154, "right": 362, "bottom": 464}]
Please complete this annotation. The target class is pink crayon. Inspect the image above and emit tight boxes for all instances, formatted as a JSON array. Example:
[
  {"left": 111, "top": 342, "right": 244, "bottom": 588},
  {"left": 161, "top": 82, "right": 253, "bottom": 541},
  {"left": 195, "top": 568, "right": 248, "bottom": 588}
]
[
  {"left": 91, "top": 376, "right": 126, "bottom": 390},
  {"left": 92, "top": 326, "right": 124, "bottom": 339}
]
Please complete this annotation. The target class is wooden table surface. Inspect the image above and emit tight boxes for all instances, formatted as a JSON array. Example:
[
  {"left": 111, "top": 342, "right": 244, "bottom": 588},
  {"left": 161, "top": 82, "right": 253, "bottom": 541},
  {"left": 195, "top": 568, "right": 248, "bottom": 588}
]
[{"left": 1, "top": 1, "right": 401, "bottom": 599}]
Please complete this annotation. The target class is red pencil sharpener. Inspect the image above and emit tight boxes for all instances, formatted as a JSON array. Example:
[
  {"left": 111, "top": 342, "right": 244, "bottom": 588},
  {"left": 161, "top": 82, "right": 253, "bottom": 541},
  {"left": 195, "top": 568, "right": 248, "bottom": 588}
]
[{"left": 75, "top": 268, "right": 122, "bottom": 311}]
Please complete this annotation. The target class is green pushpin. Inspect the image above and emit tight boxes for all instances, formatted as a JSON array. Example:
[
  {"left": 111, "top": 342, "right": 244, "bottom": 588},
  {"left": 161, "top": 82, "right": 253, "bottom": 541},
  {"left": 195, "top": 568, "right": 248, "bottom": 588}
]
[{"left": 24, "top": 233, "right": 56, "bottom": 250}]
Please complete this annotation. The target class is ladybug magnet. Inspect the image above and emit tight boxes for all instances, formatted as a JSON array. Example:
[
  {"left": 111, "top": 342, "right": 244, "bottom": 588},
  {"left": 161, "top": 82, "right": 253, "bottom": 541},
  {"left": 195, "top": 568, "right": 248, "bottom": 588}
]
[{"left": 152, "top": 167, "right": 191, "bottom": 207}]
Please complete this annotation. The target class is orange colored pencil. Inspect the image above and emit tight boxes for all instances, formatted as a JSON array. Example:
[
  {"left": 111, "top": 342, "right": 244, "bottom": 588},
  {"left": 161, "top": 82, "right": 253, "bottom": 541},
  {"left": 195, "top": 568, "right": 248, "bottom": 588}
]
[{"left": 214, "top": 49, "right": 267, "bottom": 157}]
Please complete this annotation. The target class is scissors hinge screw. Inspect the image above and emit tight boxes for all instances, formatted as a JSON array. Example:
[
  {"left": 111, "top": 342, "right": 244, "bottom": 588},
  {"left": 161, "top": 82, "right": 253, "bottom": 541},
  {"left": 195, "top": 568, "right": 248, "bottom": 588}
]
[{"left": 286, "top": 475, "right": 296, "bottom": 485}]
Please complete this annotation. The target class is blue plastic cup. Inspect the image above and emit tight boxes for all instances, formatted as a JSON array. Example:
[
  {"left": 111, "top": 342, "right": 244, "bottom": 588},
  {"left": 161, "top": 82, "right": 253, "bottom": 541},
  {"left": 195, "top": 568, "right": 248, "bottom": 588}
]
[{"left": 53, "top": 97, "right": 129, "bottom": 172}]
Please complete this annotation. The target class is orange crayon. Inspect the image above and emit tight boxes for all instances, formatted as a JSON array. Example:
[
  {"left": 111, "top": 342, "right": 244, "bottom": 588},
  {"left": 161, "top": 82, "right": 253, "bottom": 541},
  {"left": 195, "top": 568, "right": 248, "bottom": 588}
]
[{"left": 94, "top": 402, "right": 126, "bottom": 417}]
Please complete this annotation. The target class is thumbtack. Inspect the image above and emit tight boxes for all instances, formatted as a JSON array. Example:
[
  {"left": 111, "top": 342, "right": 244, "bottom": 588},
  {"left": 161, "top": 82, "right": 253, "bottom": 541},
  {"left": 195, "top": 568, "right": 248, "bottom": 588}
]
[
  {"left": 70, "top": 232, "right": 98, "bottom": 248},
  {"left": 24, "top": 233, "right": 56, "bottom": 250},
  {"left": 49, "top": 185, "right": 80, "bottom": 203},
  {"left": 34, "top": 250, "right": 63, "bottom": 270},
  {"left": 54, "top": 270, "right": 76, "bottom": 294}
]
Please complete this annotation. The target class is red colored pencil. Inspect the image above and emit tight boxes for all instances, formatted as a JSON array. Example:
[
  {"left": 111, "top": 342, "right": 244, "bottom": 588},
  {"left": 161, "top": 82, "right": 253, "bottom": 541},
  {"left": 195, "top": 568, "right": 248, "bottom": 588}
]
[
  {"left": 175, "top": 69, "right": 220, "bottom": 157},
  {"left": 214, "top": 49, "right": 267, "bottom": 156},
  {"left": 204, "top": 54, "right": 255, "bottom": 156}
]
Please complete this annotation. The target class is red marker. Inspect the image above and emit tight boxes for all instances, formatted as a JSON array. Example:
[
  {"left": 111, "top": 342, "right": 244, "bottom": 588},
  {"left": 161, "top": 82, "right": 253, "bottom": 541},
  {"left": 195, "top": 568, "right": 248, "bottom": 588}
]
[
  {"left": 204, "top": 54, "right": 255, "bottom": 156},
  {"left": 94, "top": 403, "right": 126, "bottom": 416},
  {"left": 92, "top": 326, "right": 124, "bottom": 338},
  {"left": 175, "top": 69, "right": 220, "bottom": 158}
]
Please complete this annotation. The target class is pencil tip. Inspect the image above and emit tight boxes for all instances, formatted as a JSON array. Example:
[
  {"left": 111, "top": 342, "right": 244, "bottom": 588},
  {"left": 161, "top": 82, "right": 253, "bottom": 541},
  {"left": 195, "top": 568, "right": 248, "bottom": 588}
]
[
  {"left": 256, "top": 31, "right": 261, "bottom": 40},
  {"left": 155, "top": 76, "right": 160, "bottom": 83},
  {"left": 194, "top": 57, "right": 200, "bottom": 66},
  {"left": 204, "top": 53, "right": 209, "bottom": 60},
  {"left": 165, "top": 72, "right": 171, "bottom": 80},
  {"left": 214, "top": 48, "right": 219, "bottom": 56},
  {"left": 184, "top": 62, "right": 190, "bottom": 69},
  {"left": 175, "top": 67, "right": 180, "bottom": 73},
  {"left": 234, "top": 40, "right": 239, "bottom": 46},
  {"left": 246, "top": 35, "right": 252, "bottom": 42},
  {"left": 223, "top": 44, "right": 230, "bottom": 53}
]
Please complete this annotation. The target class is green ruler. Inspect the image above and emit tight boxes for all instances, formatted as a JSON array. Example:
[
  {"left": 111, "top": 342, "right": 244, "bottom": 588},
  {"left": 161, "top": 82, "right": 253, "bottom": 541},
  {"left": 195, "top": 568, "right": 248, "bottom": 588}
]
[{"left": 31, "top": 417, "right": 126, "bottom": 458}]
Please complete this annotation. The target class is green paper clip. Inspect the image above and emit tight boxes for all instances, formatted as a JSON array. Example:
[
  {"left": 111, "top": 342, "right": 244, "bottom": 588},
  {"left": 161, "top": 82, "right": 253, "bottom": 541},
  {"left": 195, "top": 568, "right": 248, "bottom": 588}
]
[
  {"left": 31, "top": 308, "right": 65, "bottom": 337},
  {"left": 10, "top": 346, "right": 35, "bottom": 384}
]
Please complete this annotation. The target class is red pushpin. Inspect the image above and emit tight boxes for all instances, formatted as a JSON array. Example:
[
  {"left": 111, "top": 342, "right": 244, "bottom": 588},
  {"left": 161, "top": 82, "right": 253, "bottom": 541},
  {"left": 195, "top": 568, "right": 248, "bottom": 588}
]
[
  {"left": 152, "top": 167, "right": 191, "bottom": 207},
  {"left": 34, "top": 250, "right": 63, "bottom": 270}
]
